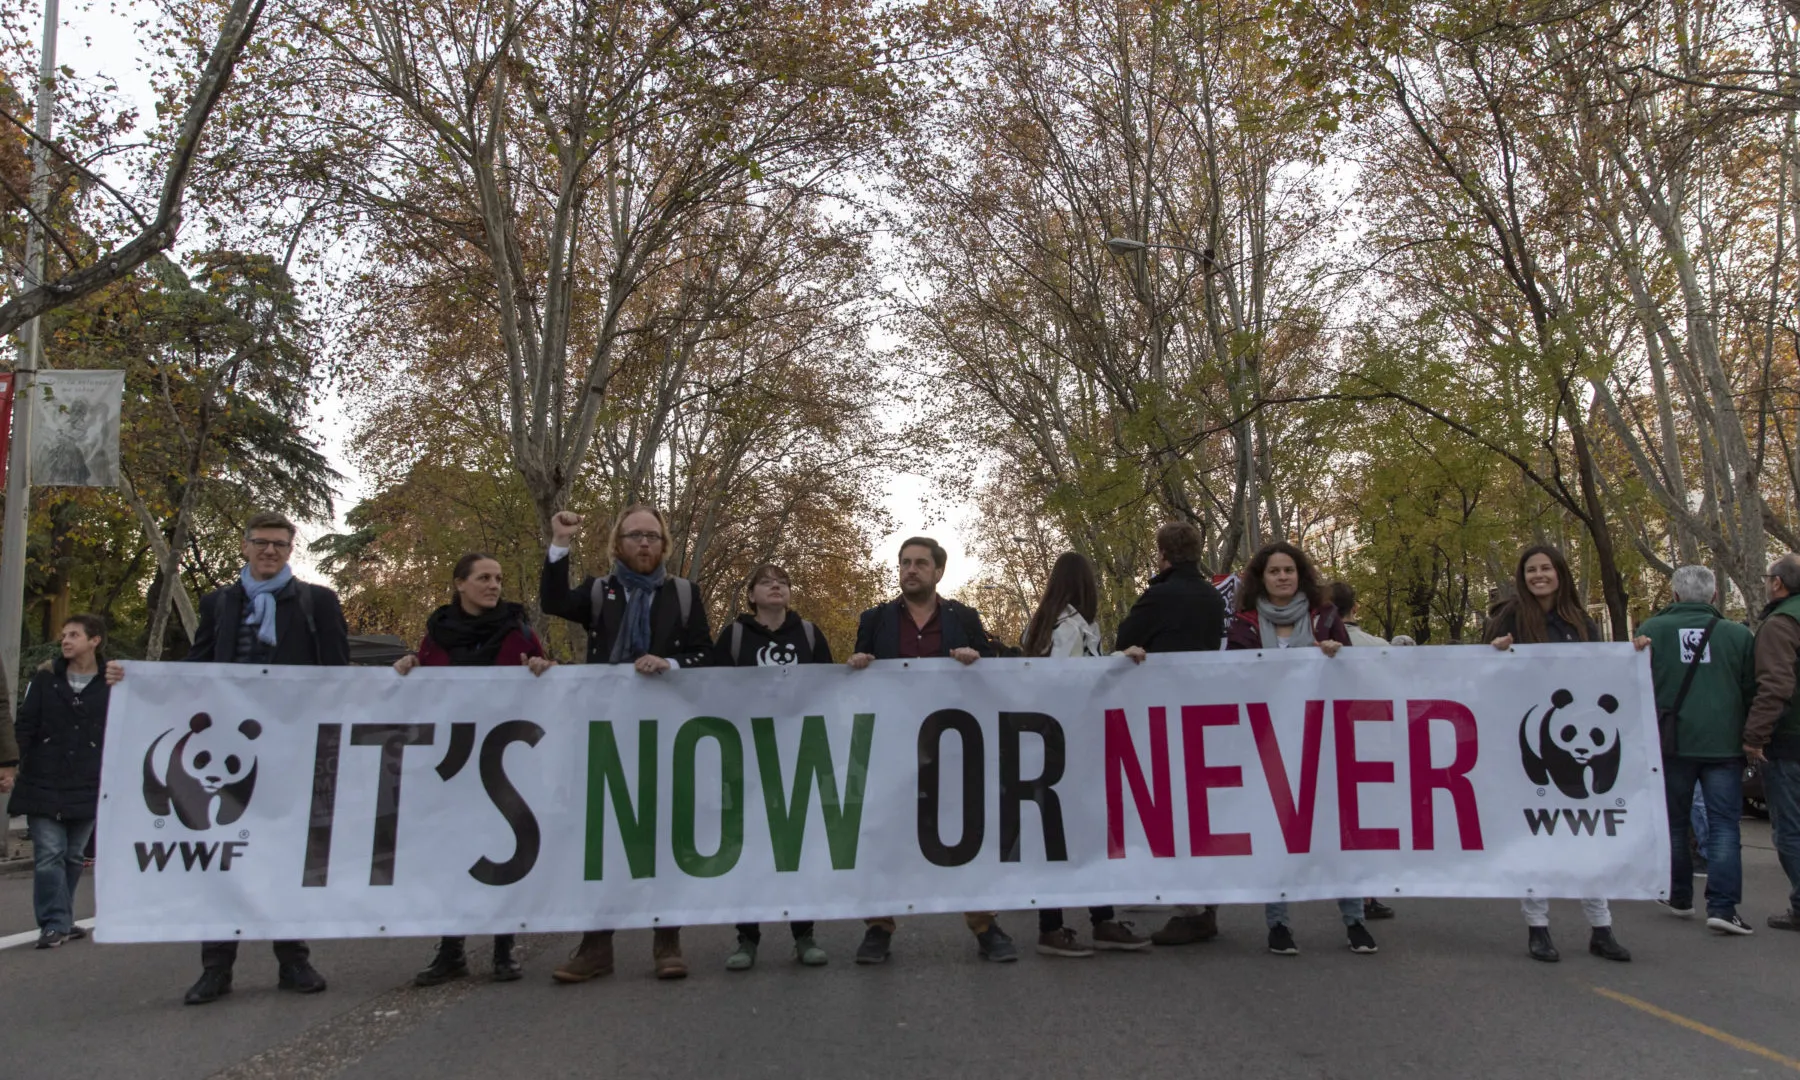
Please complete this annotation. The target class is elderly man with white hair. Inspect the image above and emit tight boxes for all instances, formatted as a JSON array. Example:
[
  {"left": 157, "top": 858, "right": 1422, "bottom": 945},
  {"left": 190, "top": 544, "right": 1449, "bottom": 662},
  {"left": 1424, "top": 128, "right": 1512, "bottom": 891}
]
[{"left": 1637, "top": 564, "right": 1758, "bottom": 935}]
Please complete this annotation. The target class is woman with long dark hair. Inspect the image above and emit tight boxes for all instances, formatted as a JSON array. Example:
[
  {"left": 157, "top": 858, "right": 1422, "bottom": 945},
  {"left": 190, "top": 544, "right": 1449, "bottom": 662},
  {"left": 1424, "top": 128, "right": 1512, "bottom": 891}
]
[
  {"left": 395, "top": 553, "right": 555, "bottom": 985},
  {"left": 1025, "top": 553, "right": 1151, "bottom": 957},
  {"left": 1227, "top": 542, "right": 1376, "bottom": 957},
  {"left": 1486, "top": 544, "right": 1632, "bottom": 963}
]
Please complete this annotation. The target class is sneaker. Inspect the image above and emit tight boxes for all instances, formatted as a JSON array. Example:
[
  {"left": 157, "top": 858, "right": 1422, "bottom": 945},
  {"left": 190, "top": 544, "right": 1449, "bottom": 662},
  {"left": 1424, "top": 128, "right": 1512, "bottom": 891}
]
[
  {"left": 1657, "top": 899, "right": 1695, "bottom": 919},
  {"left": 1708, "top": 913, "right": 1755, "bottom": 936},
  {"left": 726, "top": 936, "right": 757, "bottom": 971},
  {"left": 184, "top": 967, "right": 233, "bottom": 1005},
  {"left": 1267, "top": 924, "right": 1299, "bottom": 956},
  {"left": 1035, "top": 927, "right": 1094, "bottom": 957},
  {"left": 278, "top": 960, "right": 328, "bottom": 993},
  {"left": 1770, "top": 911, "right": 1800, "bottom": 932},
  {"left": 794, "top": 935, "right": 828, "bottom": 966},
  {"left": 1090, "top": 920, "right": 1152, "bottom": 951},
  {"left": 855, "top": 925, "right": 892, "bottom": 965},
  {"left": 1346, "top": 921, "right": 1379, "bottom": 954},
  {"left": 977, "top": 924, "right": 1019, "bottom": 962},
  {"left": 1363, "top": 900, "right": 1396, "bottom": 920},
  {"left": 34, "top": 930, "right": 67, "bottom": 950},
  {"left": 66, "top": 926, "right": 88, "bottom": 941}
]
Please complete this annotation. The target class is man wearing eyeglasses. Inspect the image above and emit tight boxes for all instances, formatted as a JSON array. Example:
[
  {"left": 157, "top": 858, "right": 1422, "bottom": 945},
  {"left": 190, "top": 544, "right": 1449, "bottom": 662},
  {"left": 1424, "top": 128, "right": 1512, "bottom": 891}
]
[
  {"left": 540, "top": 502, "right": 713, "bottom": 981},
  {"left": 110, "top": 510, "right": 348, "bottom": 1004}
]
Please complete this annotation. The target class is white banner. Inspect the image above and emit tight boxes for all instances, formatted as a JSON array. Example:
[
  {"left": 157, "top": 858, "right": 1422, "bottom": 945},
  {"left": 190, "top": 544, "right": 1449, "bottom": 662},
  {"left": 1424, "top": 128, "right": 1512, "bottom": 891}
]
[{"left": 95, "top": 646, "right": 1669, "bottom": 942}]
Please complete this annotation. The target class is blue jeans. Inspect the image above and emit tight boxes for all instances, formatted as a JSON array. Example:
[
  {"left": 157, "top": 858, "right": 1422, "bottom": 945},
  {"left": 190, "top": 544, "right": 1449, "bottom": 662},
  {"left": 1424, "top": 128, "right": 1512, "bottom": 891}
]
[
  {"left": 1666, "top": 759, "right": 1742, "bottom": 916},
  {"left": 28, "top": 816, "right": 94, "bottom": 935},
  {"left": 1691, "top": 781, "right": 1708, "bottom": 850},
  {"left": 1762, "top": 758, "right": 1800, "bottom": 915},
  {"left": 1266, "top": 898, "right": 1364, "bottom": 928}
]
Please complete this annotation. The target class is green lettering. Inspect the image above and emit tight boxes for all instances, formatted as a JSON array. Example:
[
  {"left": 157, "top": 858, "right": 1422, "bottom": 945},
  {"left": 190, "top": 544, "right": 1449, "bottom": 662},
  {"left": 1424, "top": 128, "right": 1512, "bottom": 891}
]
[
  {"left": 584, "top": 720, "right": 658, "bottom": 880},
  {"left": 753, "top": 713, "right": 875, "bottom": 871},
  {"left": 672, "top": 716, "right": 744, "bottom": 878}
]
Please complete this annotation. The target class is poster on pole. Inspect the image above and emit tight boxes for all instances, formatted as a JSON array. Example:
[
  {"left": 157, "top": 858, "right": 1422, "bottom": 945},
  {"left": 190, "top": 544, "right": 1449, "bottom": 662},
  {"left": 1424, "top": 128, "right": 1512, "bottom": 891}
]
[
  {"left": 0, "top": 372, "right": 13, "bottom": 485},
  {"left": 29, "top": 369, "right": 123, "bottom": 487}
]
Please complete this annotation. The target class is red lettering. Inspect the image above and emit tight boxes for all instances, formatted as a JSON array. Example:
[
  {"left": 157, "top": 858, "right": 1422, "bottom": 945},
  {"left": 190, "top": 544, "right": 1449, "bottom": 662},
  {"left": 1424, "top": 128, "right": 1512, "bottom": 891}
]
[
  {"left": 1408, "top": 699, "right": 1484, "bottom": 851},
  {"left": 1248, "top": 701, "right": 1325, "bottom": 854},
  {"left": 1180, "top": 705, "right": 1252, "bottom": 857},
  {"left": 1336, "top": 700, "right": 1401, "bottom": 851},
  {"left": 1105, "top": 707, "right": 1174, "bottom": 858}
]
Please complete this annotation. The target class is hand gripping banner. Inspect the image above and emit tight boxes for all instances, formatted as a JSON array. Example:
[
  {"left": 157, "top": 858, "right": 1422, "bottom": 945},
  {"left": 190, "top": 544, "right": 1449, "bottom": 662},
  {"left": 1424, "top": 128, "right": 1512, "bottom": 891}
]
[{"left": 94, "top": 646, "right": 1670, "bottom": 942}]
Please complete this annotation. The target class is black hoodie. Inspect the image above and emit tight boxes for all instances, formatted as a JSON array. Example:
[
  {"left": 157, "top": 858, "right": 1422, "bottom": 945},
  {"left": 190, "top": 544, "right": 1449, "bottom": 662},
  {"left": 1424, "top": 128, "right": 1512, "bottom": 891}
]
[{"left": 710, "top": 611, "right": 834, "bottom": 668}]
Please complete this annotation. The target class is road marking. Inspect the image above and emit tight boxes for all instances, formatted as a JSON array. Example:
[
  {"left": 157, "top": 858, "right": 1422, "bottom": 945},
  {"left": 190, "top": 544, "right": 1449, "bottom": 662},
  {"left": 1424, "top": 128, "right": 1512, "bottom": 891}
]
[
  {"left": 0, "top": 917, "right": 95, "bottom": 952},
  {"left": 1593, "top": 986, "right": 1800, "bottom": 1072}
]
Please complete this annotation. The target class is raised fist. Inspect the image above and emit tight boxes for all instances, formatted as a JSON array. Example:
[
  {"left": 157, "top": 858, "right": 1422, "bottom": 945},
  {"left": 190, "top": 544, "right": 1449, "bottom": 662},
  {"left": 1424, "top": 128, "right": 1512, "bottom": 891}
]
[{"left": 551, "top": 510, "right": 583, "bottom": 544}]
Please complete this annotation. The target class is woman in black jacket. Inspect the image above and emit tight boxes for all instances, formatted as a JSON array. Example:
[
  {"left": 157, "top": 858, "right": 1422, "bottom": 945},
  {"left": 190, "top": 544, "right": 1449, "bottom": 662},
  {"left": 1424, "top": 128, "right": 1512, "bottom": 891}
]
[
  {"left": 711, "top": 563, "right": 832, "bottom": 970},
  {"left": 12, "top": 614, "right": 110, "bottom": 949}
]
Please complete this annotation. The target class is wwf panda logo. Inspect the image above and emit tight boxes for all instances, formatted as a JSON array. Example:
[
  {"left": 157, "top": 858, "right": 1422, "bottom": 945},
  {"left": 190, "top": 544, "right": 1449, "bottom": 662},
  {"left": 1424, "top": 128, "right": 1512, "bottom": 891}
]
[
  {"left": 1519, "top": 689, "right": 1621, "bottom": 799},
  {"left": 757, "top": 641, "right": 801, "bottom": 667},
  {"left": 142, "top": 712, "right": 263, "bottom": 830}
]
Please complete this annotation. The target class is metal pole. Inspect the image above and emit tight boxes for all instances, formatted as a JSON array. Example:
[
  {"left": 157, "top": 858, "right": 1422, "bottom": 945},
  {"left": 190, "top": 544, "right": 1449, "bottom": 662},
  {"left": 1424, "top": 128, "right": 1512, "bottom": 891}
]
[{"left": 0, "top": 0, "right": 58, "bottom": 699}]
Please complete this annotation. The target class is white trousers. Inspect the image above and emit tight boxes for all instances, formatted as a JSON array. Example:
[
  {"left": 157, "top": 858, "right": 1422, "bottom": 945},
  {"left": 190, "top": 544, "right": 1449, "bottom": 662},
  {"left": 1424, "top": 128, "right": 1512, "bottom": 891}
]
[{"left": 1520, "top": 897, "right": 1610, "bottom": 928}]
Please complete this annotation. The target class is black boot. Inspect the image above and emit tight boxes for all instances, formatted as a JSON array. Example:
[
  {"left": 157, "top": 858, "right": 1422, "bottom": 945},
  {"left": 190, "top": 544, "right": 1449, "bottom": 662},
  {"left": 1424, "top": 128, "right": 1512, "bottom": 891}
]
[
  {"left": 1588, "top": 926, "right": 1631, "bottom": 962},
  {"left": 414, "top": 937, "right": 470, "bottom": 987},
  {"left": 492, "top": 935, "right": 522, "bottom": 982},
  {"left": 278, "top": 959, "right": 327, "bottom": 993},
  {"left": 184, "top": 967, "right": 233, "bottom": 1005},
  {"left": 1527, "top": 926, "right": 1559, "bottom": 962}
]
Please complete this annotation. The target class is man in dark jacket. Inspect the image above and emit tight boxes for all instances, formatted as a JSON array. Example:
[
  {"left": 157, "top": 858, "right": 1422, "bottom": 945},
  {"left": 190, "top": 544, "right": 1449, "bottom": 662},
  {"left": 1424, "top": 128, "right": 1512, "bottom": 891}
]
[
  {"left": 1117, "top": 521, "right": 1227, "bottom": 946},
  {"left": 113, "top": 511, "right": 347, "bottom": 1004},
  {"left": 1638, "top": 565, "right": 1757, "bottom": 934},
  {"left": 0, "top": 662, "right": 18, "bottom": 797},
  {"left": 1747, "top": 553, "right": 1800, "bottom": 931},
  {"left": 541, "top": 503, "right": 712, "bottom": 982},
  {"left": 846, "top": 536, "right": 1013, "bottom": 964},
  {"left": 13, "top": 614, "right": 110, "bottom": 949}
]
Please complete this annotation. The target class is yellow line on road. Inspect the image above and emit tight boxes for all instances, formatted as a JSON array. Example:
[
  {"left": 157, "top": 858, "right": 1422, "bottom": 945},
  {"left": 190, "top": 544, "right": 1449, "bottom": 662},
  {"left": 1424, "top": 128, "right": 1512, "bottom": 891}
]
[{"left": 1593, "top": 986, "right": 1800, "bottom": 1072}]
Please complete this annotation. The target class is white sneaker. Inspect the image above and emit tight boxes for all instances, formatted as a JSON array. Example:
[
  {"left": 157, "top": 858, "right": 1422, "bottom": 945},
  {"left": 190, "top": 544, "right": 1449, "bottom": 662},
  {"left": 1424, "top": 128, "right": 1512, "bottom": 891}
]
[{"left": 1707, "top": 914, "right": 1754, "bottom": 936}]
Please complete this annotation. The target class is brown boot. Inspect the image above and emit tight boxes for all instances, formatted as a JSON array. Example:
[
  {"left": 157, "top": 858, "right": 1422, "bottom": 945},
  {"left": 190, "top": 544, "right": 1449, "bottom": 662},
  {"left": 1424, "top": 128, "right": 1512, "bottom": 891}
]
[
  {"left": 1191, "top": 906, "right": 1220, "bottom": 941},
  {"left": 1151, "top": 907, "right": 1218, "bottom": 946},
  {"left": 653, "top": 927, "right": 687, "bottom": 980},
  {"left": 552, "top": 931, "right": 614, "bottom": 983}
]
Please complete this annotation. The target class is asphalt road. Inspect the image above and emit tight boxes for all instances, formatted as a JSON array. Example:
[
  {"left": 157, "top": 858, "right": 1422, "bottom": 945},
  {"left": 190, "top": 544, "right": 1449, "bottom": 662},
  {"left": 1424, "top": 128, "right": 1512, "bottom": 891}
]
[{"left": 3, "top": 824, "right": 1799, "bottom": 1080}]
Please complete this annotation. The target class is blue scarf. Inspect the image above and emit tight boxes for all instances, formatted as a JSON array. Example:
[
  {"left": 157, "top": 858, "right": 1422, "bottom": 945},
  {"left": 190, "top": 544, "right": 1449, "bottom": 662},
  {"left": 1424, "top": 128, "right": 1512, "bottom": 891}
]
[
  {"left": 240, "top": 564, "right": 294, "bottom": 647},
  {"left": 608, "top": 560, "right": 666, "bottom": 664}
]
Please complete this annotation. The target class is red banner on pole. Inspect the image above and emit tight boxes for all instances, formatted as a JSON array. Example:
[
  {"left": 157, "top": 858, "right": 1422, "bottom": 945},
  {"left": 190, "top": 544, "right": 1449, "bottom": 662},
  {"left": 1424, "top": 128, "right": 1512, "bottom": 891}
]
[{"left": 0, "top": 372, "right": 13, "bottom": 488}]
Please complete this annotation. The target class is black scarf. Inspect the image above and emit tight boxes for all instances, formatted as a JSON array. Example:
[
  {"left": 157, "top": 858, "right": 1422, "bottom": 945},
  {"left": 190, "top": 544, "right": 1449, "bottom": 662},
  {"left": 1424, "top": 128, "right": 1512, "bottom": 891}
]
[{"left": 425, "top": 600, "right": 527, "bottom": 667}]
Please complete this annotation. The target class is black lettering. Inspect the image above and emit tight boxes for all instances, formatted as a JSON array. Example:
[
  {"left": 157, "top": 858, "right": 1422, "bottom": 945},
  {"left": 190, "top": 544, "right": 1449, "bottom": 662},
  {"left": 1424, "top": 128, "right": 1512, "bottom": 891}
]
[
  {"left": 917, "top": 709, "right": 984, "bottom": 867},
  {"left": 350, "top": 723, "right": 437, "bottom": 886},
  {"left": 302, "top": 724, "right": 342, "bottom": 887},
  {"left": 1523, "top": 807, "right": 1559, "bottom": 835},
  {"left": 999, "top": 711, "right": 1068, "bottom": 862},
  {"left": 220, "top": 841, "right": 248, "bottom": 871},
  {"left": 179, "top": 841, "right": 217, "bottom": 871},
  {"left": 470, "top": 720, "right": 545, "bottom": 886},
  {"left": 1562, "top": 808, "right": 1602, "bottom": 836},
  {"left": 135, "top": 841, "right": 176, "bottom": 871},
  {"left": 436, "top": 722, "right": 477, "bottom": 780},
  {"left": 1603, "top": 808, "right": 1627, "bottom": 836}
]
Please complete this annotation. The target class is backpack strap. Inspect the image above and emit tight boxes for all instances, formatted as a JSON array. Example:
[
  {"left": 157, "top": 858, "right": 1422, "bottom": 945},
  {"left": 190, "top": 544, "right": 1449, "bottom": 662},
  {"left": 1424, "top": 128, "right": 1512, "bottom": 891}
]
[
  {"left": 674, "top": 577, "right": 694, "bottom": 626},
  {"left": 802, "top": 620, "right": 817, "bottom": 656},
  {"left": 1662, "top": 617, "right": 1720, "bottom": 757},
  {"left": 294, "top": 581, "right": 320, "bottom": 663},
  {"left": 730, "top": 621, "right": 745, "bottom": 664},
  {"left": 589, "top": 576, "right": 613, "bottom": 632}
]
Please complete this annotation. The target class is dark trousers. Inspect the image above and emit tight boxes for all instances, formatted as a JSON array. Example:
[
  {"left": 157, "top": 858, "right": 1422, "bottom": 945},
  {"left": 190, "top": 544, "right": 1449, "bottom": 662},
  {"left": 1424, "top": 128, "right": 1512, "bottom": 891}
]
[
  {"left": 1665, "top": 757, "right": 1744, "bottom": 916},
  {"left": 1761, "top": 757, "right": 1800, "bottom": 914},
  {"left": 202, "top": 939, "right": 310, "bottom": 971},
  {"left": 736, "top": 922, "right": 814, "bottom": 943},
  {"left": 1040, "top": 906, "right": 1116, "bottom": 934},
  {"left": 439, "top": 934, "right": 516, "bottom": 951}
]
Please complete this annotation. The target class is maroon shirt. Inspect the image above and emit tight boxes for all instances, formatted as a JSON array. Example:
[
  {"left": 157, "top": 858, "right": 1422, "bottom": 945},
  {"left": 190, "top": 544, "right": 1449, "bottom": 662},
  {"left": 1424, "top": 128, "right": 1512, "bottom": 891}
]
[{"left": 897, "top": 602, "right": 944, "bottom": 658}]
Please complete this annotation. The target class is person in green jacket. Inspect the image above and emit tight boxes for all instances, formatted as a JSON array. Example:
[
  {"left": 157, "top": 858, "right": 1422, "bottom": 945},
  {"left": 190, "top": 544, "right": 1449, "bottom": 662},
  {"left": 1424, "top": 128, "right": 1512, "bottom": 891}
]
[{"left": 1637, "top": 565, "right": 1757, "bottom": 935}]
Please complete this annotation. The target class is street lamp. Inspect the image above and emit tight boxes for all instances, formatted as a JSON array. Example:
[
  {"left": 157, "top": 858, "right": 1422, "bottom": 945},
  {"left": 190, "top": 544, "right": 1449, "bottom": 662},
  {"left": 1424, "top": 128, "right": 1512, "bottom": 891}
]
[
  {"left": 1104, "top": 236, "right": 1147, "bottom": 255},
  {"left": 1104, "top": 235, "right": 1216, "bottom": 270}
]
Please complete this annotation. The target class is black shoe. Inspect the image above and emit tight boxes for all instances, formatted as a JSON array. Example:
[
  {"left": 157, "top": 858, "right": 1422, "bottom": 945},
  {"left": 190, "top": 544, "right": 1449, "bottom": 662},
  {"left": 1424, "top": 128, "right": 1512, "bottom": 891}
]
[
  {"left": 1346, "top": 921, "right": 1378, "bottom": 954},
  {"left": 1268, "top": 925, "right": 1299, "bottom": 955},
  {"left": 855, "top": 926, "right": 892, "bottom": 965},
  {"left": 1708, "top": 913, "right": 1754, "bottom": 936},
  {"left": 66, "top": 926, "right": 88, "bottom": 941},
  {"left": 278, "top": 960, "right": 328, "bottom": 993},
  {"left": 976, "top": 924, "right": 1018, "bottom": 963},
  {"left": 414, "top": 939, "right": 470, "bottom": 987},
  {"left": 185, "top": 967, "right": 233, "bottom": 1005},
  {"left": 1363, "top": 900, "right": 1396, "bottom": 921},
  {"left": 1528, "top": 926, "right": 1559, "bottom": 962},
  {"left": 1770, "top": 910, "right": 1800, "bottom": 931},
  {"left": 493, "top": 938, "right": 523, "bottom": 982},
  {"left": 1657, "top": 899, "right": 1695, "bottom": 919},
  {"left": 34, "top": 930, "right": 68, "bottom": 950},
  {"left": 1588, "top": 927, "right": 1631, "bottom": 962}
]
